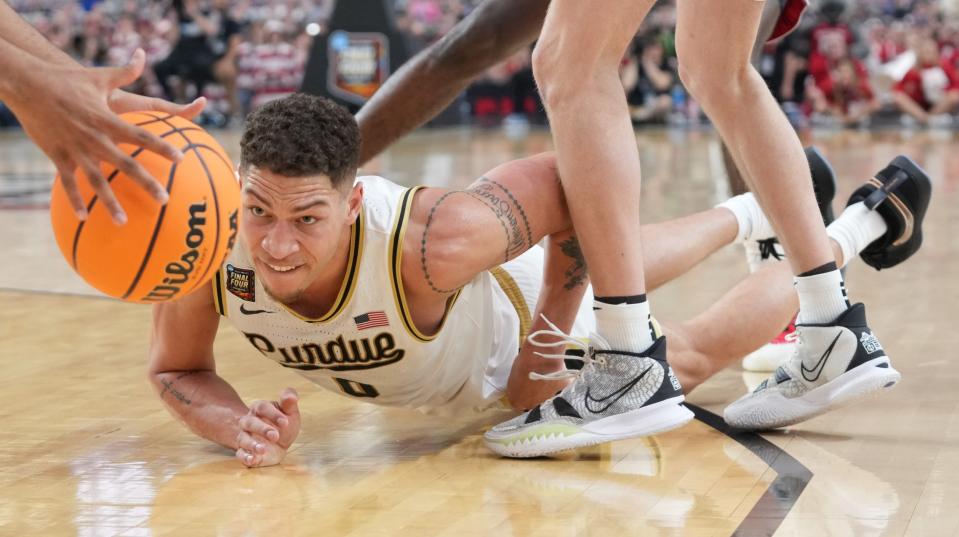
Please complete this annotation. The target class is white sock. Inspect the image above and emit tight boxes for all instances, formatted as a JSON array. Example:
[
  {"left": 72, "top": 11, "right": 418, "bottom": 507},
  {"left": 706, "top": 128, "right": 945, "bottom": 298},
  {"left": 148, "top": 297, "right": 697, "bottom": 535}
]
[
  {"left": 795, "top": 269, "right": 850, "bottom": 324},
  {"left": 593, "top": 299, "right": 655, "bottom": 352},
  {"left": 826, "top": 202, "right": 888, "bottom": 268},
  {"left": 717, "top": 192, "right": 775, "bottom": 243}
]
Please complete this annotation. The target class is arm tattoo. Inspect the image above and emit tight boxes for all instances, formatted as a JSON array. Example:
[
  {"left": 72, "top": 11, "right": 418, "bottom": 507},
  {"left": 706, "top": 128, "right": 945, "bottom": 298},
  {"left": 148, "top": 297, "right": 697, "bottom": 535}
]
[
  {"left": 475, "top": 176, "right": 533, "bottom": 251},
  {"left": 420, "top": 178, "right": 533, "bottom": 294},
  {"left": 421, "top": 191, "right": 461, "bottom": 294},
  {"left": 159, "top": 370, "right": 200, "bottom": 405},
  {"left": 559, "top": 236, "right": 588, "bottom": 290}
]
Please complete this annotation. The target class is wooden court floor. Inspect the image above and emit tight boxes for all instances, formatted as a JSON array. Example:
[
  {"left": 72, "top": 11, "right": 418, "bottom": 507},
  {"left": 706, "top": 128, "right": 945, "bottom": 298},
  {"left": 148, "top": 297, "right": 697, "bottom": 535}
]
[{"left": 0, "top": 126, "right": 957, "bottom": 536}]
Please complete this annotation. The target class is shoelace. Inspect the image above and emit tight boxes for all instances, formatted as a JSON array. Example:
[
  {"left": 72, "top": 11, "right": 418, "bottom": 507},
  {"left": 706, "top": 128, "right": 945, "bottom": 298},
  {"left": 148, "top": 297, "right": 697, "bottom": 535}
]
[{"left": 526, "top": 315, "right": 605, "bottom": 381}]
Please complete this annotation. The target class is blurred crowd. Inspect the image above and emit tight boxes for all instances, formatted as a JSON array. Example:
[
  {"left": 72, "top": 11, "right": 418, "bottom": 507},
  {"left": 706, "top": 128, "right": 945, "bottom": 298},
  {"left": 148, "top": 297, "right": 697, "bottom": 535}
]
[
  {"left": 3, "top": 0, "right": 334, "bottom": 126},
  {"left": 464, "top": 0, "right": 959, "bottom": 130},
  {"left": 3, "top": 0, "right": 959, "bottom": 130},
  {"left": 620, "top": 0, "right": 959, "bottom": 129}
]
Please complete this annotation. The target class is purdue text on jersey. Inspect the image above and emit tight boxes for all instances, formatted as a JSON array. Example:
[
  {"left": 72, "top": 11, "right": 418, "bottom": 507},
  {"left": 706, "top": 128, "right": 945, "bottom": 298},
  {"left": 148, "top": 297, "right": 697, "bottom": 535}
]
[{"left": 243, "top": 331, "right": 406, "bottom": 371}]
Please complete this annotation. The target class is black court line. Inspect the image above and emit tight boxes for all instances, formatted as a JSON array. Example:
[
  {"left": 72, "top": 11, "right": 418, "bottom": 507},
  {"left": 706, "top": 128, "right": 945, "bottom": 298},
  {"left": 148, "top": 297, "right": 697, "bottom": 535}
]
[{"left": 687, "top": 404, "right": 813, "bottom": 537}]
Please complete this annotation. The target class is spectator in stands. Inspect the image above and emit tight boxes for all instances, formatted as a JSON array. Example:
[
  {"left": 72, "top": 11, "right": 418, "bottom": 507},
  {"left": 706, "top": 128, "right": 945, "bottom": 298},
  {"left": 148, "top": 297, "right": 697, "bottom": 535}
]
[
  {"left": 807, "top": 56, "right": 879, "bottom": 127},
  {"left": 236, "top": 19, "right": 306, "bottom": 112},
  {"left": 807, "top": 1, "right": 864, "bottom": 87},
  {"left": 154, "top": 0, "right": 238, "bottom": 106},
  {"left": 892, "top": 36, "right": 959, "bottom": 126},
  {"left": 621, "top": 34, "right": 675, "bottom": 125},
  {"left": 209, "top": 0, "right": 242, "bottom": 121},
  {"left": 73, "top": 6, "right": 106, "bottom": 66}
]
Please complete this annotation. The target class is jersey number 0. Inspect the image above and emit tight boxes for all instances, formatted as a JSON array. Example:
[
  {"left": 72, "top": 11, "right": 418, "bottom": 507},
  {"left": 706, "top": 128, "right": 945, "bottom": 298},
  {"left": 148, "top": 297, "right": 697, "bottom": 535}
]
[{"left": 333, "top": 377, "right": 380, "bottom": 398}]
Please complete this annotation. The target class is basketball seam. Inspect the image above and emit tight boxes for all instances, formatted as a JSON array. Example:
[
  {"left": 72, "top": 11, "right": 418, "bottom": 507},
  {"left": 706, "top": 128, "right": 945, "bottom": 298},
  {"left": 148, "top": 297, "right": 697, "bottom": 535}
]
[
  {"left": 69, "top": 125, "right": 205, "bottom": 270},
  {"left": 134, "top": 113, "right": 175, "bottom": 127},
  {"left": 119, "top": 113, "right": 231, "bottom": 300},
  {"left": 121, "top": 142, "right": 230, "bottom": 300},
  {"left": 122, "top": 162, "right": 179, "bottom": 299},
  {"left": 151, "top": 114, "right": 227, "bottom": 298}
]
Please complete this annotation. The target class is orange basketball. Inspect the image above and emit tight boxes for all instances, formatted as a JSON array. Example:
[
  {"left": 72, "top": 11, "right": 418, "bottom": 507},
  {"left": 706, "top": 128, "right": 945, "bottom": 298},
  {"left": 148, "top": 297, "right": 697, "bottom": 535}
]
[{"left": 50, "top": 112, "right": 240, "bottom": 304}]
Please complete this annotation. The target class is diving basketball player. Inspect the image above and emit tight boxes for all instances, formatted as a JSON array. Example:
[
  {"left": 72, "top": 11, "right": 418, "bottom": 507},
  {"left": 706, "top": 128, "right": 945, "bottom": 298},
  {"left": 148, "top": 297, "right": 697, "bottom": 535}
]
[{"left": 149, "top": 95, "right": 930, "bottom": 465}]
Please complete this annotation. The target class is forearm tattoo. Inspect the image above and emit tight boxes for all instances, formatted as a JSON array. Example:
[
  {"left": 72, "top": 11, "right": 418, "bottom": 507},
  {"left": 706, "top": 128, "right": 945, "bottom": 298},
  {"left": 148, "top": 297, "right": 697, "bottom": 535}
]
[
  {"left": 159, "top": 370, "right": 199, "bottom": 406},
  {"left": 559, "top": 235, "right": 588, "bottom": 290},
  {"left": 420, "top": 177, "right": 533, "bottom": 294}
]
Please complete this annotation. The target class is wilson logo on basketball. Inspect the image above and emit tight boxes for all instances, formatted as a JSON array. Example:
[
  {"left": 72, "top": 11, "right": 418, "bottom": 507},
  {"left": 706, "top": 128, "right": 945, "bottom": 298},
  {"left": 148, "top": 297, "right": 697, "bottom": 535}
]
[{"left": 142, "top": 201, "right": 209, "bottom": 302}]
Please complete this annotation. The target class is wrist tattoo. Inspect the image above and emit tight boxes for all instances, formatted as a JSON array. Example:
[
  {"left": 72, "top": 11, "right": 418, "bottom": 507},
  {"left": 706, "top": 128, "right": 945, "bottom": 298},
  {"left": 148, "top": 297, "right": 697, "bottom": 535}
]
[
  {"left": 559, "top": 236, "right": 588, "bottom": 290},
  {"left": 159, "top": 371, "right": 199, "bottom": 405}
]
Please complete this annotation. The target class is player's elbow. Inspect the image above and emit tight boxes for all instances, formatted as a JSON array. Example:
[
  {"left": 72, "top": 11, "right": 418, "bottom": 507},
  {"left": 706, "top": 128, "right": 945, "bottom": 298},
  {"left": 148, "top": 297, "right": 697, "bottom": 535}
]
[{"left": 422, "top": 234, "right": 477, "bottom": 292}]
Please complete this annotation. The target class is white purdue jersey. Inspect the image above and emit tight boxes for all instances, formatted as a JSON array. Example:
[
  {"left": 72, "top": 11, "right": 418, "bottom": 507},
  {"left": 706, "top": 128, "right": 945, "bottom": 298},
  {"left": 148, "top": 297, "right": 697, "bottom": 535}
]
[{"left": 211, "top": 176, "right": 573, "bottom": 413}]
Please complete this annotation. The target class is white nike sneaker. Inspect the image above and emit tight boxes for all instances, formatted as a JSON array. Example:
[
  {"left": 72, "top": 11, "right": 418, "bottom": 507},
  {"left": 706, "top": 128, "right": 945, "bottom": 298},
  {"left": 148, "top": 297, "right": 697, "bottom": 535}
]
[
  {"left": 724, "top": 303, "right": 900, "bottom": 430},
  {"left": 484, "top": 324, "right": 694, "bottom": 458},
  {"left": 741, "top": 316, "right": 797, "bottom": 372},
  {"left": 742, "top": 147, "right": 837, "bottom": 371}
]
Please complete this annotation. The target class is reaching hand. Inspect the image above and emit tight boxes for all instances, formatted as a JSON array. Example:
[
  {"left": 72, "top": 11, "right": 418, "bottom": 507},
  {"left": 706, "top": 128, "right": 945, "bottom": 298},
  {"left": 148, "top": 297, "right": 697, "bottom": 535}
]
[
  {"left": 8, "top": 48, "right": 206, "bottom": 224},
  {"left": 235, "top": 388, "right": 301, "bottom": 468}
]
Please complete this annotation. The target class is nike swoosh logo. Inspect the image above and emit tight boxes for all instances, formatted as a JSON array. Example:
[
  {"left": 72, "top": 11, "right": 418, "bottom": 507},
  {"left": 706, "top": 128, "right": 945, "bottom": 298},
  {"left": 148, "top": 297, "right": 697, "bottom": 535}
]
[
  {"left": 239, "top": 304, "right": 274, "bottom": 315},
  {"left": 584, "top": 365, "right": 653, "bottom": 415},
  {"left": 801, "top": 331, "right": 842, "bottom": 382}
]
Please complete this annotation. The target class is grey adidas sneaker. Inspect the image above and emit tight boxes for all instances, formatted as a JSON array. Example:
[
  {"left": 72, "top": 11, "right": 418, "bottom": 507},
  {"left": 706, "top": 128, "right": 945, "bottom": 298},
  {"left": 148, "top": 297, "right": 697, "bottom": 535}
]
[
  {"left": 724, "top": 303, "right": 900, "bottom": 430},
  {"left": 484, "top": 334, "right": 695, "bottom": 458}
]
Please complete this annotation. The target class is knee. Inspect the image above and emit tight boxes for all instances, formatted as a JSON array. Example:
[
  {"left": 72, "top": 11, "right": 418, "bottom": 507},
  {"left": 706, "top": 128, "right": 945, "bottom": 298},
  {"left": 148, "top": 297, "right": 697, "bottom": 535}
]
[
  {"left": 530, "top": 41, "right": 562, "bottom": 106},
  {"left": 532, "top": 41, "right": 615, "bottom": 110},
  {"left": 676, "top": 49, "right": 753, "bottom": 109}
]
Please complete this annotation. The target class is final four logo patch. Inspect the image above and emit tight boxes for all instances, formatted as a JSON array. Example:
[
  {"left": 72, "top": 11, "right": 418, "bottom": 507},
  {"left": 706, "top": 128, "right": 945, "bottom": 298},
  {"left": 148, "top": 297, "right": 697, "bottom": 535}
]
[{"left": 226, "top": 264, "right": 255, "bottom": 302}]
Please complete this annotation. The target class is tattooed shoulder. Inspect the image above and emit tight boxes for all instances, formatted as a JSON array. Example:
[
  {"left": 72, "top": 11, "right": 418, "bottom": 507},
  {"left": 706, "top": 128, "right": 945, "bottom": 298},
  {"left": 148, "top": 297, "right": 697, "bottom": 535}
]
[{"left": 419, "top": 178, "right": 534, "bottom": 294}]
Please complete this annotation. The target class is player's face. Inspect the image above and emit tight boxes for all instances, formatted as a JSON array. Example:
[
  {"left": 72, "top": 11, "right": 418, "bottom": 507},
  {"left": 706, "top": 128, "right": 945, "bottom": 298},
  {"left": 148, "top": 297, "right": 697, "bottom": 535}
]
[{"left": 239, "top": 166, "right": 361, "bottom": 304}]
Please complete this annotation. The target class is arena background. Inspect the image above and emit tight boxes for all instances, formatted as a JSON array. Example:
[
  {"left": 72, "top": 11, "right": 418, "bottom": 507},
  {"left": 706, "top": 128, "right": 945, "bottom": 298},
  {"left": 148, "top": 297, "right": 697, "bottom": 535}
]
[
  {"left": 2, "top": 0, "right": 959, "bottom": 130},
  {"left": 2, "top": 2, "right": 959, "bottom": 537}
]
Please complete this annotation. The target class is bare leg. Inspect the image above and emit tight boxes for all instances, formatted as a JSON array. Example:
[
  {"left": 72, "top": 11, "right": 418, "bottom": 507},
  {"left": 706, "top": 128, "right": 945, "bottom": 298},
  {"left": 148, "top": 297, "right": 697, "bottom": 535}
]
[
  {"left": 676, "top": 0, "right": 834, "bottom": 275},
  {"left": 666, "top": 240, "right": 847, "bottom": 392},
  {"left": 642, "top": 209, "right": 737, "bottom": 291},
  {"left": 534, "top": 0, "right": 656, "bottom": 297},
  {"left": 721, "top": 143, "right": 749, "bottom": 196},
  {"left": 356, "top": 0, "right": 548, "bottom": 164},
  {"left": 721, "top": 0, "right": 783, "bottom": 198}
]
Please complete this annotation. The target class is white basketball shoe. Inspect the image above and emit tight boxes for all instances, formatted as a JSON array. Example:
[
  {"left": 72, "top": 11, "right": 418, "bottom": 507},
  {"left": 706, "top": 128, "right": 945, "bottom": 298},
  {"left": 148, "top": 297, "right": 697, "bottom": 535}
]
[{"left": 484, "top": 325, "right": 693, "bottom": 458}]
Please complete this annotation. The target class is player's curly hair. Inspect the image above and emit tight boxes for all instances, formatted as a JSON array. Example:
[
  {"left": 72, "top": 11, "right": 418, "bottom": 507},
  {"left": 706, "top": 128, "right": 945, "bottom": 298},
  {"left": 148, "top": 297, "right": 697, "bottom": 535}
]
[{"left": 239, "top": 93, "right": 360, "bottom": 188}]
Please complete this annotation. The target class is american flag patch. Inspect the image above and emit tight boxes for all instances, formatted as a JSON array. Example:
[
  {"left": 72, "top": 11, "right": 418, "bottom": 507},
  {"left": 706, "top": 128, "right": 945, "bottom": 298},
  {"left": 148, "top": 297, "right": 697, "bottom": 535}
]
[{"left": 354, "top": 311, "right": 389, "bottom": 330}]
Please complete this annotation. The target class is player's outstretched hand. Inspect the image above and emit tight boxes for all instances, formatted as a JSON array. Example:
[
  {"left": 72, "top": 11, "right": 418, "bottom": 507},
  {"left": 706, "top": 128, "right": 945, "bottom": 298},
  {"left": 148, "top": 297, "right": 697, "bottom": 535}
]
[
  {"left": 11, "top": 48, "right": 204, "bottom": 224},
  {"left": 235, "top": 388, "right": 301, "bottom": 468}
]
